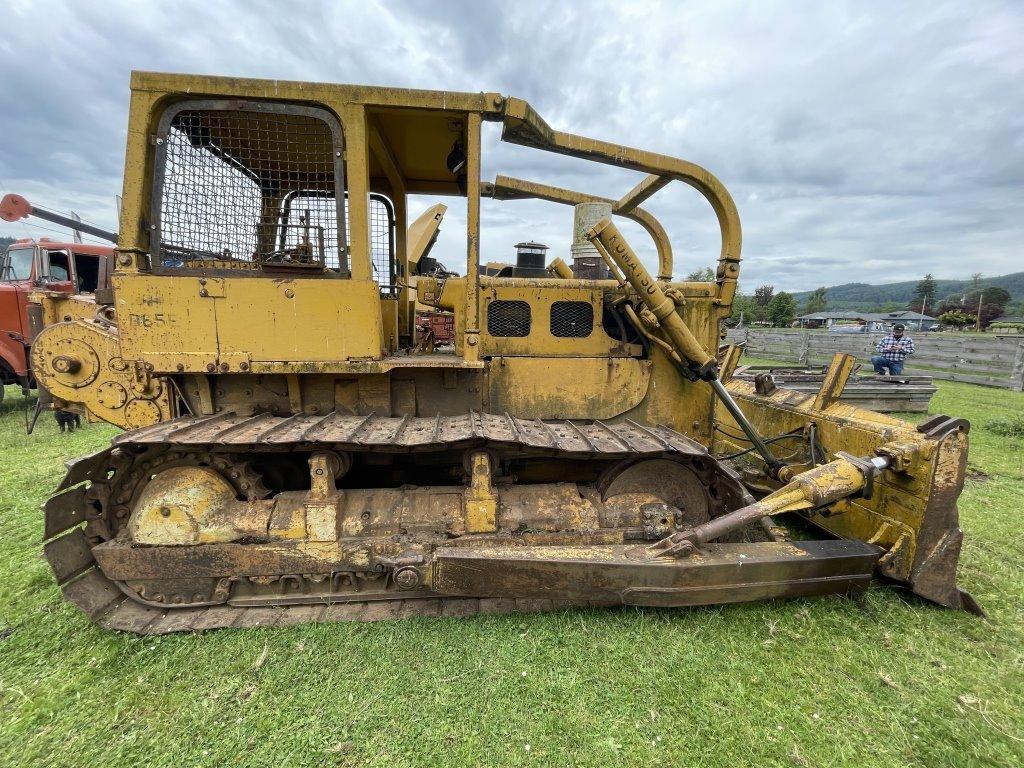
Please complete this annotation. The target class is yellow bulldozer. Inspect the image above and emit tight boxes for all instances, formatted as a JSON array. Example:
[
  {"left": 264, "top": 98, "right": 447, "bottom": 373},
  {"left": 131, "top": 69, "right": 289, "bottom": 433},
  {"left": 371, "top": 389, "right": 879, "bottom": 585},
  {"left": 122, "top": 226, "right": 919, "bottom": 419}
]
[{"left": 32, "top": 72, "right": 979, "bottom": 633}]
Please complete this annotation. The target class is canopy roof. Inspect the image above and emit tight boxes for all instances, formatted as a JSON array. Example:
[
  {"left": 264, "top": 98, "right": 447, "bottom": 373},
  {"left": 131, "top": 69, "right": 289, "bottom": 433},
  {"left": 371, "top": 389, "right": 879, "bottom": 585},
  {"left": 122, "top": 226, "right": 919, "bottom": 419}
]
[{"left": 136, "top": 71, "right": 504, "bottom": 196}]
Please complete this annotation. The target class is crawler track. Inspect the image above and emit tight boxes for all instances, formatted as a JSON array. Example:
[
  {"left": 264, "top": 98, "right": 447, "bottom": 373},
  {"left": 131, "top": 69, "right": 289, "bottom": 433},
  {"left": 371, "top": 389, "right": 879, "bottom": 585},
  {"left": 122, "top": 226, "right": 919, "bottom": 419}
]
[{"left": 44, "top": 412, "right": 727, "bottom": 633}]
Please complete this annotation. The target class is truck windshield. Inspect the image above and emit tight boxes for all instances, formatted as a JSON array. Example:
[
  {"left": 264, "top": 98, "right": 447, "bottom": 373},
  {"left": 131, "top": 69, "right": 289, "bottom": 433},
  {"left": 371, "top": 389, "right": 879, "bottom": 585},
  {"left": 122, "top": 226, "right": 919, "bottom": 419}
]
[{"left": 2, "top": 248, "right": 33, "bottom": 281}]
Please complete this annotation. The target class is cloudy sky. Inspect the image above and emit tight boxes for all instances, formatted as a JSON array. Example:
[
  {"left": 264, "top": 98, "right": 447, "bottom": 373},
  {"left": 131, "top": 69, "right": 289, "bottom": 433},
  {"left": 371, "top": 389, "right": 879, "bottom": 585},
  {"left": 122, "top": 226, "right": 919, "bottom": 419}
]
[{"left": 1, "top": 0, "right": 1021, "bottom": 291}]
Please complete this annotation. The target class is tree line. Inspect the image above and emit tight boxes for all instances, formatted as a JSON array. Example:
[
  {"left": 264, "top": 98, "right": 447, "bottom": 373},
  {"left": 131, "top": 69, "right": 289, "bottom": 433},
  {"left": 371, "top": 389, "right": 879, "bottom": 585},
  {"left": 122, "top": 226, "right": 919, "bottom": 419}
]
[
  {"left": 684, "top": 267, "right": 797, "bottom": 327},
  {"left": 685, "top": 266, "right": 1022, "bottom": 330},
  {"left": 908, "top": 272, "right": 1017, "bottom": 330},
  {"left": 730, "top": 286, "right": 798, "bottom": 327}
]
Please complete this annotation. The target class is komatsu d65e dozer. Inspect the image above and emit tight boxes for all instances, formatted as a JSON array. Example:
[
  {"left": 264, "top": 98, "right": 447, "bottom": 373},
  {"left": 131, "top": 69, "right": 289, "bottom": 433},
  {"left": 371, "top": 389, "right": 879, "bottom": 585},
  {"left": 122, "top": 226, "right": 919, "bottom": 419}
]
[{"left": 33, "top": 72, "right": 978, "bottom": 633}]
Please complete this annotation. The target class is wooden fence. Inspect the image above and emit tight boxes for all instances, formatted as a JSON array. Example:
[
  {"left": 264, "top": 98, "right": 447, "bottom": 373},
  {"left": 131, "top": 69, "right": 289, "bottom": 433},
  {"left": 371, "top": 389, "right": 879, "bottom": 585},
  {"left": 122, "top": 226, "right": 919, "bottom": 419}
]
[{"left": 726, "top": 329, "right": 1024, "bottom": 390}]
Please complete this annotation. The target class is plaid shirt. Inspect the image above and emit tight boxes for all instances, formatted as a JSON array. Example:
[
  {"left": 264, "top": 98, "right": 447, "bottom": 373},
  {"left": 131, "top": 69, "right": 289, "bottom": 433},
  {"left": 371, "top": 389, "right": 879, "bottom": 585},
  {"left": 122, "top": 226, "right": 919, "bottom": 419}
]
[{"left": 875, "top": 334, "right": 915, "bottom": 362}]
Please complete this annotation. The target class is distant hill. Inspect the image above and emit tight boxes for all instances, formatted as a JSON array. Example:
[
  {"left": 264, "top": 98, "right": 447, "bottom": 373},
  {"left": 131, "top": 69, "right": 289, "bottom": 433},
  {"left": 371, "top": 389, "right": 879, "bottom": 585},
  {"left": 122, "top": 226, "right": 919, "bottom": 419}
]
[{"left": 790, "top": 272, "right": 1024, "bottom": 312}]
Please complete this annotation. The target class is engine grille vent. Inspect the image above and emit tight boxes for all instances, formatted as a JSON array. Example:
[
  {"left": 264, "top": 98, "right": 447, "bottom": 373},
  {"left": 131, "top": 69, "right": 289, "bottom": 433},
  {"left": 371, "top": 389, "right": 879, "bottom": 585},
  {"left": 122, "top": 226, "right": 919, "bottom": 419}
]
[
  {"left": 550, "top": 301, "right": 594, "bottom": 338},
  {"left": 487, "top": 300, "right": 531, "bottom": 337}
]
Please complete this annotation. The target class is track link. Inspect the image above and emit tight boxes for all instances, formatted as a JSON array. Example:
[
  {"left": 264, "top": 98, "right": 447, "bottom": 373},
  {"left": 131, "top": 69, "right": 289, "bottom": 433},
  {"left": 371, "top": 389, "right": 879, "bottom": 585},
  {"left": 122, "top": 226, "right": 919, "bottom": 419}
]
[{"left": 43, "top": 412, "right": 736, "bottom": 633}]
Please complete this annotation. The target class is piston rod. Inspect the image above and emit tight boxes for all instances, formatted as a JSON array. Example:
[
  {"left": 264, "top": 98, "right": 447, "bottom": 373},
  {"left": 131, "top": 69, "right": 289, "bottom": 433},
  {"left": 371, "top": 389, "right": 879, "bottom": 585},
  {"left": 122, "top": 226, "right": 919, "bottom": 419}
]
[
  {"left": 709, "top": 377, "right": 784, "bottom": 472},
  {"left": 587, "top": 217, "right": 784, "bottom": 472}
]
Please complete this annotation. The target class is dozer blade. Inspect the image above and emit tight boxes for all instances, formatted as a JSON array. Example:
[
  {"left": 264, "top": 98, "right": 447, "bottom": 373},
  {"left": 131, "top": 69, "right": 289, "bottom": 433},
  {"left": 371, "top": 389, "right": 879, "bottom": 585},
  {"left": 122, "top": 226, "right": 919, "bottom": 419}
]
[
  {"left": 432, "top": 541, "right": 883, "bottom": 607},
  {"left": 897, "top": 417, "right": 982, "bottom": 614},
  {"left": 587, "top": 219, "right": 979, "bottom": 615}
]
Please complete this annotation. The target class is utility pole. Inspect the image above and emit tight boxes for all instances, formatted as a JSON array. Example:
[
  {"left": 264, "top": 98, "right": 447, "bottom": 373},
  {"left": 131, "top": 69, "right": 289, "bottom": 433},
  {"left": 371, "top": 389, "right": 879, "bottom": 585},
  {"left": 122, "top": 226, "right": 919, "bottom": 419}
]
[
  {"left": 919, "top": 295, "right": 926, "bottom": 330},
  {"left": 975, "top": 291, "right": 983, "bottom": 333},
  {"left": 70, "top": 211, "right": 83, "bottom": 244}
]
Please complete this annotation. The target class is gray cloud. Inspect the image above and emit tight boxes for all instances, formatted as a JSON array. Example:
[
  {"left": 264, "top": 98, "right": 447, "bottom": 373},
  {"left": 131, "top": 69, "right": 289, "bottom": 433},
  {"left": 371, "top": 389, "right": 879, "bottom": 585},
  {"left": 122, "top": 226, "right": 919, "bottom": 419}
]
[{"left": 1, "top": 0, "right": 1021, "bottom": 292}]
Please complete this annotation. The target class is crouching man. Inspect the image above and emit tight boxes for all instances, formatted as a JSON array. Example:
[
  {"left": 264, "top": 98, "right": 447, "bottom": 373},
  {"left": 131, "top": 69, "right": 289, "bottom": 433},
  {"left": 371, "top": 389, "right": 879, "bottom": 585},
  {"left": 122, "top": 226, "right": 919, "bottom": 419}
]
[{"left": 871, "top": 323, "right": 915, "bottom": 375}]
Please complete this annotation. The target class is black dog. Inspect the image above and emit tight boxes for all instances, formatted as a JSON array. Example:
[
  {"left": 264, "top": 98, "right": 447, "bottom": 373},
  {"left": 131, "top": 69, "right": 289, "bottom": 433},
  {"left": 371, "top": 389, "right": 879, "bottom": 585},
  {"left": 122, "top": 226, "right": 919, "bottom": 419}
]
[{"left": 54, "top": 410, "right": 82, "bottom": 433}]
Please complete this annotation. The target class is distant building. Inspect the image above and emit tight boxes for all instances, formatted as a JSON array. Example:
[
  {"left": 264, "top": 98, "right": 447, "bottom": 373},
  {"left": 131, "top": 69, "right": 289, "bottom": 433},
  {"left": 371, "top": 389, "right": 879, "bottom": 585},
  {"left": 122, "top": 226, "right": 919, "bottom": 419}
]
[
  {"left": 796, "top": 311, "right": 883, "bottom": 331},
  {"left": 882, "top": 310, "right": 939, "bottom": 331},
  {"left": 796, "top": 310, "right": 938, "bottom": 332}
]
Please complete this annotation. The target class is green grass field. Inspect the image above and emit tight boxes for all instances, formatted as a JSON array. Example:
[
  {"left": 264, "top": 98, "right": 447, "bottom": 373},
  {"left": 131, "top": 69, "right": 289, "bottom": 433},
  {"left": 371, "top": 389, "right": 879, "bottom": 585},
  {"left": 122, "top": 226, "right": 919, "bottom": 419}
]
[{"left": 1, "top": 382, "right": 1022, "bottom": 767}]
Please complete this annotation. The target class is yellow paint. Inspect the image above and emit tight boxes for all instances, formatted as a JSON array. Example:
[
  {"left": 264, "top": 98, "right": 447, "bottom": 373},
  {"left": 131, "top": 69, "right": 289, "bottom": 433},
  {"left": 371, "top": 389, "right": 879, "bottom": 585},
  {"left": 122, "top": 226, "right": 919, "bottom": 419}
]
[
  {"left": 716, "top": 376, "right": 968, "bottom": 583},
  {"left": 589, "top": 219, "right": 714, "bottom": 370},
  {"left": 29, "top": 290, "right": 101, "bottom": 326},
  {"left": 406, "top": 204, "right": 446, "bottom": 267},
  {"left": 488, "top": 357, "right": 651, "bottom": 419},
  {"left": 129, "top": 466, "right": 252, "bottom": 545},
  {"left": 113, "top": 274, "right": 385, "bottom": 369},
  {"left": 547, "top": 258, "right": 574, "bottom": 279},
  {"left": 31, "top": 319, "right": 170, "bottom": 428},
  {"left": 464, "top": 451, "right": 498, "bottom": 533},
  {"left": 812, "top": 353, "right": 856, "bottom": 411},
  {"left": 480, "top": 281, "right": 642, "bottom": 358}
]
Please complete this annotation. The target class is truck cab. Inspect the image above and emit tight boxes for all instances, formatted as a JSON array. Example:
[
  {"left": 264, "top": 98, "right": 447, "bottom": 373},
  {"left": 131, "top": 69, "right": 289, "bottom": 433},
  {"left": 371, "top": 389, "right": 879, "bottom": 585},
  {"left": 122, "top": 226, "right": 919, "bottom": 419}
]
[{"left": 0, "top": 238, "right": 113, "bottom": 394}]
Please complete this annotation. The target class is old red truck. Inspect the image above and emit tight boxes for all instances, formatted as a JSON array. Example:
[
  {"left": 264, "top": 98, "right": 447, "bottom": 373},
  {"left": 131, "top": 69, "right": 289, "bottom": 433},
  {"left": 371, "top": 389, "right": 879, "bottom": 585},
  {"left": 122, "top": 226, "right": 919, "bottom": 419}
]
[
  {"left": 1, "top": 193, "right": 118, "bottom": 405},
  {"left": 1, "top": 238, "right": 115, "bottom": 402}
]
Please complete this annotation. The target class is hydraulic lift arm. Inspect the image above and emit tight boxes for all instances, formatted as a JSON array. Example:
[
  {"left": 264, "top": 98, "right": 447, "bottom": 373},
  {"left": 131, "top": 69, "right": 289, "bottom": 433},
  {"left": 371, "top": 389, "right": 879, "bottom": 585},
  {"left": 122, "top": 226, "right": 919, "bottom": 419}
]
[{"left": 587, "top": 217, "right": 786, "bottom": 474}]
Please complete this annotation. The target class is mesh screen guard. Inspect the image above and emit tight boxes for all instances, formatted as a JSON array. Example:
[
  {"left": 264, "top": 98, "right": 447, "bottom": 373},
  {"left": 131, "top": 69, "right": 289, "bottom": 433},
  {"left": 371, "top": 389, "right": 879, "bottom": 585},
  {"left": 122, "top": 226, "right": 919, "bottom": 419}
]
[
  {"left": 152, "top": 100, "right": 396, "bottom": 290},
  {"left": 550, "top": 301, "right": 594, "bottom": 338},
  {"left": 487, "top": 300, "right": 532, "bottom": 337}
]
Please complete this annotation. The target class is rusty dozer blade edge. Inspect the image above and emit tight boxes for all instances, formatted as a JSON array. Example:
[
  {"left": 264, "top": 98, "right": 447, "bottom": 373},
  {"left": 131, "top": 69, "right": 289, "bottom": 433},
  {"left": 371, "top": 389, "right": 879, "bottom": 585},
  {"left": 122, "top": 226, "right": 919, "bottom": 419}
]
[{"left": 432, "top": 541, "right": 882, "bottom": 607}]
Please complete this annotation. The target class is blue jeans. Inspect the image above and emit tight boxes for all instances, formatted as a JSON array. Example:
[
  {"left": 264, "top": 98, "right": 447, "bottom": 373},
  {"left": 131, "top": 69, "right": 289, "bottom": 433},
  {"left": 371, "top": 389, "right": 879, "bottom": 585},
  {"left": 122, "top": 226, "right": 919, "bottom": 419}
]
[{"left": 871, "top": 356, "right": 903, "bottom": 375}]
